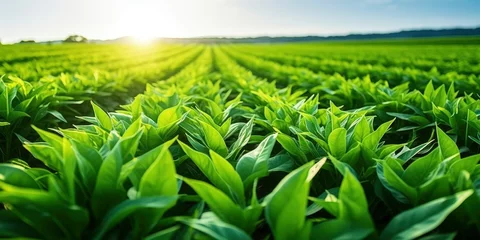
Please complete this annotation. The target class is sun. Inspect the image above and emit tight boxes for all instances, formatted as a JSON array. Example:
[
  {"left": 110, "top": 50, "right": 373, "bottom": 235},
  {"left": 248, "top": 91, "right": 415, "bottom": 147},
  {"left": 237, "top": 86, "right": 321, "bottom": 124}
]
[
  {"left": 117, "top": 4, "right": 161, "bottom": 45},
  {"left": 126, "top": 20, "right": 158, "bottom": 45},
  {"left": 131, "top": 33, "right": 156, "bottom": 45},
  {"left": 113, "top": 1, "right": 185, "bottom": 45}
]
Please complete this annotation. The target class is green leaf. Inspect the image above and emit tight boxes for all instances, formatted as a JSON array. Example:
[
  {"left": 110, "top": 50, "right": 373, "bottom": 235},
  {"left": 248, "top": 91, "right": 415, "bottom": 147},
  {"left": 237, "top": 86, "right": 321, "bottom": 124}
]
[
  {"left": 363, "top": 119, "right": 394, "bottom": 150},
  {"left": 0, "top": 164, "right": 39, "bottom": 188},
  {"left": 209, "top": 150, "right": 245, "bottom": 205},
  {"left": 277, "top": 133, "right": 308, "bottom": 164},
  {"left": 338, "top": 170, "right": 374, "bottom": 226},
  {"left": 122, "top": 138, "right": 177, "bottom": 189},
  {"left": 418, "top": 176, "right": 451, "bottom": 203},
  {"left": 308, "top": 191, "right": 340, "bottom": 217},
  {"left": 311, "top": 219, "right": 374, "bottom": 240},
  {"left": 179, "top": 215, "right": 252, "bottom": 240},
  {"left": 419, "top": 233, "right": 456, "bottom": 240},
  {"left": 236, "top": 133, "right": 277, "bottom": 189},
  {"left": 268, "top": 154, "right": 294, "bottom": 172},
  {"left": 227, "top": 117, "right": 254, "bottom": 160},
  {"left": 182, "top": 178, "right": 247, "bottom": 229},
  {"left": 91, "top": 128, "right": 144, "bottom": 220},
  {"left": 24, "top": 144, "right": 62, "bottom": 172},
  {"left": 157, "top": 105, "right": 180, "bottom": 126},
  {"left": 0, "top": 210, "right": 40, "bottom": 238},
  {"left": 382, "top": 160, "right": 417, "bottom": 203},
  {"left": 179, "top": 141, "right": 245, "bottom": 205},
  {"left": 138, "top": 146, "right": 177, "bottom": 197},
  {"left": 91, "top": 101, "right": 112, "bottom": 131},
  {"left": 329, "top": 154, "right": 358, "bottom": 178},
  {"left": 380, "top": 190, "right": 473, "bottom": 240},
  {"left": 133, "top": 144, "right": 178, "bottom": 236},
  {"left": 200, "top": 121, "right": 228, "bottom": 157},
  {"left": 93, "top": 196, "right": 178, "bottom": 240},
  {"left": 265, "top": 162, "right": 315, "bottom": 240},
  {"left": 328, "top": 128, "right": 347, "bottom": 158},
  {"left": 436, "top": 126, "right": 460, "bottom": 163},
  {"left": 0, "top": 181, "right": 89, "bottom": 240},
  {"left": 402, "top": 148, "right": 442, "bottom": 187},
  {"left": 32, "top": 125, "right": 63, "bottom": 153},
  {"left": 449, "top": 153, "right": 480, "bottom": 180},
  {"left": 144, "top": 225, "right": 181, "bottom": 240},
  {"left": 311, "top": 168, "right": 375, "bottom": 239}
]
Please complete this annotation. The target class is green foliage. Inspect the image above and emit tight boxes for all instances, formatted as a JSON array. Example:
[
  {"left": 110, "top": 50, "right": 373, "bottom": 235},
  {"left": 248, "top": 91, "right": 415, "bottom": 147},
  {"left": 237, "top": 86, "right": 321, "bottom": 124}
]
[{"left": 1, "top": 40, "right": 480, "bottom": 239}]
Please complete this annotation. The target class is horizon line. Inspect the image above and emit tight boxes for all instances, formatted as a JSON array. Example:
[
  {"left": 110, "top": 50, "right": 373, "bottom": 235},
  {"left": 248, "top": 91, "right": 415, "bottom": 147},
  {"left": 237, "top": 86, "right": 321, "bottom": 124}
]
[{"left": 2, "top": 25, "right": 479, "bottom": 44}]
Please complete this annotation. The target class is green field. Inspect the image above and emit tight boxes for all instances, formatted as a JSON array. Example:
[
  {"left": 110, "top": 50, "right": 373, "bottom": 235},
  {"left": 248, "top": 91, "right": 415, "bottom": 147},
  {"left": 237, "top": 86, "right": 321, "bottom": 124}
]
[{"left": 1, "top": 37, "right": 480, "bottom": 239}]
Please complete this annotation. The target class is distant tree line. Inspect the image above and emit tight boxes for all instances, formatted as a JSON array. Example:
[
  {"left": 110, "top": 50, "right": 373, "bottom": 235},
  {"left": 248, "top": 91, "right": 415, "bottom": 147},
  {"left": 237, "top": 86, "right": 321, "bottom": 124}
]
[
  {"left": 18, "top": 40, "right": 36, "bottom": 44},
  {"left": 12, "top": 35, "right": 88, "bottom": 44}
]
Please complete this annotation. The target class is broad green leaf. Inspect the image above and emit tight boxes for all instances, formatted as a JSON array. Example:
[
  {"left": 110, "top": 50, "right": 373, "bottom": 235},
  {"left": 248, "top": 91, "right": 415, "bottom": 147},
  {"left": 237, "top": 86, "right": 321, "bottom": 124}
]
[
  {"left": 157, "top": 105, "right": 180, "bottom": 126},
  {"left": 436, "top": 126, "right": 460, "bottom": 163},
  {"left": 380, "top": 190, "right": 473, "bottom": 240},
  {"left": 363, "top": 119, "right": 394, "bottom": 150},
  {"left": 268, "top": 154, "right": 294, "bottom": 172},
  {"left": 277, "top": 133, "right": 308, "bottom": 164},
  {"left": 418, "top": 176, "right": 451, "bottom": 203},
  {"left": 209, "top": 150, "right": 245, "bottom": 205},
  {"left": 179, "top": 216, "right": 252, "bottom": 240},
  {"left": 308, "top": 191, "right": 340, "bottom": 217},
  {"left": 311, "top": 219, "right": 374, "bottom": 240},
  {"left": 382, "top": 160, "right": 417, "bottom": 203},
  {"left": 402, "top": 148, "right": 442, "bottom": 187},
  {"left": 311, "top": 168, "right": 375, "bottom": 239},
  {"left": 91, "top": 101, "right": 112, "bottom": 131},
  {"left": 138, "top": 146, "right": 177, "bottom": 197},
  {"left": 227, "top": 117, "right": 254, "bottom": 160},
  {"left": 328, "top": 128, "right": 347, "bottom": 158},
  {"left": 236, "top": 133, "right": 277, "bottom": 188},
  {"left": 24, "top": 144, "right": 62, "bottom": 171},
  {"left": 352, "top": 119, "right": 372, "bottom": 145},
  {"left": 329, "top": 154, "right": 358, "bottom": 178},
  {"left": 449, "top": 153, "right": 480, "bottom": 180},
  {"left": 182, "top": 178, "right": 249, "bottom": 230},
  {"left": 0, "top": 181, "right": 89, "bottom": 240},
  {"left": 122, "top": 138, "right": 177, "bottom": 188},
  {"left": 0, "top": 164, "right": 39, "bottom": 188},
  {"left": 32, "top": 125, "right": 63, "bottom": 154},
  {"left": 93, "top": 196, "right": 178, "bottom": 240},
  {"left": 133, "top": 145, "right": 178, "bottom": 236},
  {"left": 265, "top": 161, "right": 314, "bottom": 240},
  {"left": 338, "top": 170, "right": 374, "bottom": 226},
  {"left": 91, "top": 128, "right": 143, "bottom": 220},
  {"left": 200, "top": 121, "right": 228, "bottom": 157},
  {"left": 179, "top": 141, "right": 245, "bottom": 205},
  {"left": 0, "top": 210, "right": 40, "bottom": 238}
]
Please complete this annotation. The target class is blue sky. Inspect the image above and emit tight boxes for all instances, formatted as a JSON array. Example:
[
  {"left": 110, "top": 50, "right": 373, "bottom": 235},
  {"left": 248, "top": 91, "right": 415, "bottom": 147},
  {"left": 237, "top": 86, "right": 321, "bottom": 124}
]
[{"left": 0, "top": 0, "right": 479, "bottom": 43}]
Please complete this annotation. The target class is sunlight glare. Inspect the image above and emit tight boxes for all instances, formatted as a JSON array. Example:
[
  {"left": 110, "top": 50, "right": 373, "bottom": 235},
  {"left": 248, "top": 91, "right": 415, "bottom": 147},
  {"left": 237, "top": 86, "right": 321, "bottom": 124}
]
[
  {"left": 131, "top": 33, "right": 155, "bottom": 45},
  {"left": 115, "top": 1, "right": 181, "bottom": 45}
]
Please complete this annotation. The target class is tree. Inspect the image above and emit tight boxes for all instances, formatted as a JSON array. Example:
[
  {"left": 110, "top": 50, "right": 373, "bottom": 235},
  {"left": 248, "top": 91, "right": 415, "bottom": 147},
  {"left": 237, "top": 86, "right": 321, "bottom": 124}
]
[
  {"left": 18, "top": 40, "right": 36, "bottom": 44},
  {"left": 64, "top": 35, "right": 88, "bottom": 43}
]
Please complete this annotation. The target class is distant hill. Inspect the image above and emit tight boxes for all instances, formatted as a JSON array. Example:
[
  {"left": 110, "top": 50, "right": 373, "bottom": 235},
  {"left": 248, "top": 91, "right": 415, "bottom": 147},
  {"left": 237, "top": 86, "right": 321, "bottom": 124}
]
[
  {"left": 49, "top": 26, "right": 480, "bottom": 44},
  {"left": 154, "top": 27, "right": 480, "bottom": 44},
  {"left": 100, "top": 27, "right": 480, "bottom": 44}
]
